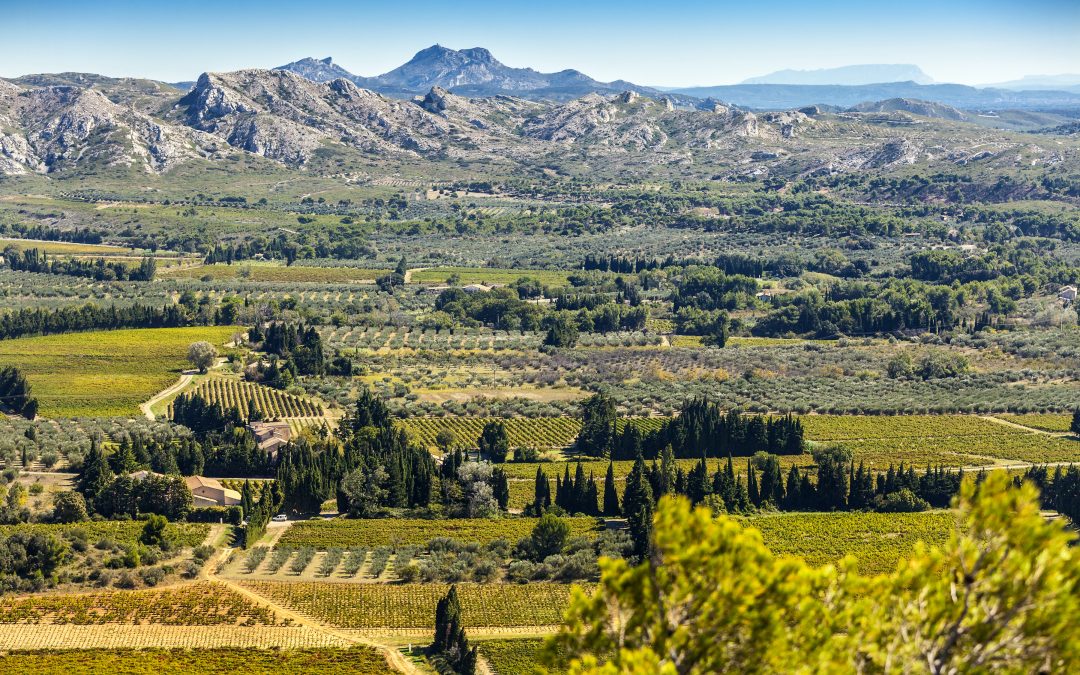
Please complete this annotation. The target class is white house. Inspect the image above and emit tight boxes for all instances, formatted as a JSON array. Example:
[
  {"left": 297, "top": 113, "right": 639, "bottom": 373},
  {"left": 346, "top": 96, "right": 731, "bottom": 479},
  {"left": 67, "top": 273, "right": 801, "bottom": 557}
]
[{"left": 1059, "top": 286, "right": 1077, "bottom": 304}]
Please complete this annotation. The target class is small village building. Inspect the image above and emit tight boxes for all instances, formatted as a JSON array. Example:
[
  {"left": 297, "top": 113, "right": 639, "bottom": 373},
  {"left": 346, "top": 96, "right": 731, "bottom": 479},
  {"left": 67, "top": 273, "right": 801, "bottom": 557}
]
[
  {"left": 184, "top": 476, "right": 242, "bottom": 508},
  {"left": 461, "top": 283, "right": 492, "bottom": 294},
  {"left": 248, "top": 420, "right": 292, "bottom": 456}
]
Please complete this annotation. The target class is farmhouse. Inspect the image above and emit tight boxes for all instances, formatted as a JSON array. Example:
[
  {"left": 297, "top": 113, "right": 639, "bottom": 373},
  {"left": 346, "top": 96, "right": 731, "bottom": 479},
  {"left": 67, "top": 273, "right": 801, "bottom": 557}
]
[
  {"left": 249, "top": 420, "right": 292, "bottom": 455},
  {"left": 184, "top": 475, "right": 242, "bottom": 508},
  {"left": 1059, "top": 285, "right": 1077, "bottom": 305},
  {"left": 461, "top": 283, "right": 492, "bottom": 294}
]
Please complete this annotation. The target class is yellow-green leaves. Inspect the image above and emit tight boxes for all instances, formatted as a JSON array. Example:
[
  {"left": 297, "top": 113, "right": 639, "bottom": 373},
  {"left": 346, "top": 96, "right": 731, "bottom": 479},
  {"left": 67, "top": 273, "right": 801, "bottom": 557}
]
[{"left": 549, "top": 472, "right": 1080, "bottom": 674}]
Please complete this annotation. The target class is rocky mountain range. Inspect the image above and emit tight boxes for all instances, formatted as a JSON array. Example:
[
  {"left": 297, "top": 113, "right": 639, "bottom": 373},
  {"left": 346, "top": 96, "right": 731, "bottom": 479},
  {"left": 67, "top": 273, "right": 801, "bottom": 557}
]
[
  {"left": 275, "top": 46, "right": 665, "bottom": 102},
  {"left": 0, "top": 65, "right": 1073, "bottom": 179}
]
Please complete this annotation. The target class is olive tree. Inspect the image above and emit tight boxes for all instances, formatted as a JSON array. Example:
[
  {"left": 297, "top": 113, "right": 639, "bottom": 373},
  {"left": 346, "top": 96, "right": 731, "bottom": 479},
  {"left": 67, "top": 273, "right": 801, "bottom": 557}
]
[{"left": 186, "top": 341, "right": 218, "bottom": 374}]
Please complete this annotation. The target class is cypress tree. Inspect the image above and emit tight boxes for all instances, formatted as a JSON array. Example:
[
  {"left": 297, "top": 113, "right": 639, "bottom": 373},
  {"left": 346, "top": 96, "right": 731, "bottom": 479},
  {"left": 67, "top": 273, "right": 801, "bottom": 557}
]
[
  {"left": 492, "top": 468, "right": 509, "bottom": 511},
  {"left": 533, "top": 466, "right": 551, "bottom": 514},
  {"left": 747, "top": 461, "right": 760, "bottom": 508},
  {"left": 602, "top": 462, "right": 620, "bottom": 516},
  {"left": 623, "top": 454, "right": 654, "bottom": 560}
]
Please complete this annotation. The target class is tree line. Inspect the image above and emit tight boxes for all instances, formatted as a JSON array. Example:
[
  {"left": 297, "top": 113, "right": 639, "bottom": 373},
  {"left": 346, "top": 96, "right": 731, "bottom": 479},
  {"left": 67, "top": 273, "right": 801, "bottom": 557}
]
[
  {"left": 0, "top": 301, "right": 239, "bottom": 342},
  {"left": 572, "top": 395, "right": 804, "bottom": 459},
  {"left": 3, "top": 247, "right": 156, "bottom": 282}
]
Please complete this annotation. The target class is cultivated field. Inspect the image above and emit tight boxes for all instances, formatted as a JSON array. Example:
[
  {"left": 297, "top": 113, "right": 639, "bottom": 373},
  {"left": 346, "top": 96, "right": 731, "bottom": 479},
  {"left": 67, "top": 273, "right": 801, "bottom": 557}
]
[
  {"left": 239, "top": 580, "right": 581, "bottom": 630},
  {"left": 277, "top": 517, "right": 602, "bottom": 549},
  {"left": 0, "top": 327, "right": 237, "bottom": 417},
  {"left": 161, "top": 263, "right": 383, "bottom": 283},
  {"left": 171, "top": 376, "right": 324, "bottom": 420}
]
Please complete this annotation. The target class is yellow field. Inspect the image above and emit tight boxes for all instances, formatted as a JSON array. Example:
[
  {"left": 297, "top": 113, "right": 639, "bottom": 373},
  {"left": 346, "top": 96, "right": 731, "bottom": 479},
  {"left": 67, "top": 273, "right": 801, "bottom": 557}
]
[
  {"left": 0, "top": 326, "right": 237, "bottom": 417},
  {"left": 409, "top": 267, "right": 576, "bottom": 287},
  {"left": 0, "top": 238, "right": 134, "bottom": 255}
]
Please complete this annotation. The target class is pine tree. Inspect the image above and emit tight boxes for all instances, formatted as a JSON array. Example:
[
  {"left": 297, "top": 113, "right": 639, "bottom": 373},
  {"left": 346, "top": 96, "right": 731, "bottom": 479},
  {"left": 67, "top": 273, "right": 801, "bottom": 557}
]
[
  {"left": 77, "top": 441, "right": 114, "bottom": 507},
  {"left": 602, "top": 462, "right": 620, "bottom": 516},
  {"left": 687, "top": 455, "right": 709, "bottom": 505}
]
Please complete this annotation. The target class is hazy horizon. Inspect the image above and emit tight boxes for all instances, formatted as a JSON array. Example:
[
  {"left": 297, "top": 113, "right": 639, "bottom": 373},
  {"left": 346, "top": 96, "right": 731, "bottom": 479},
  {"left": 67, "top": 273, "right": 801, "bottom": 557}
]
[{"left": 3, "top": 0, "right": 1078, "bottom": 87}]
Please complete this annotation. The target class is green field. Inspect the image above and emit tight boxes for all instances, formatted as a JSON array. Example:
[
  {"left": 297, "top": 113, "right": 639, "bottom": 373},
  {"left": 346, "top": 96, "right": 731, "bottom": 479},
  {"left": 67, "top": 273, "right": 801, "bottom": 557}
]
[
  {"left": 0, "top": 238, "right": 135, "bottom": 255},
  {"left": 0, "top": 521, "right": 209, "bottom": 548},
  {"left": 802, "top": 414, "right": 1080, "bottom": 467},
  {"left": 239, "top": 581, "right": 582, "bottom": 629},
  {"left": 0, "top": 582, "right": 277, "bottom": 625},
  {"left": 995, "top": 413, "right": 1075, "bottom": 433},
  {"left": 479, "top": 638, "right": 565, "bottom": 674},
  {"left": 409, "top": 267, "right": 577, "bottom": 287},
  {"left": 398, "top": 416, "right": 667, "bottom": 451},
  {"left": 748, "top": 510, "right": 956, "bottom": 575},
  {"left": 276, "top": 517, "right": 602, "bottom": 549},
  {"left": 0, "top": 649, "right": 391, "bottom": 675},
  {"left": 0, "top": 326, "right": 237, "bottom": 417},
  {"left": 161, "top": 263, "right": 383, "bottom": 283}
]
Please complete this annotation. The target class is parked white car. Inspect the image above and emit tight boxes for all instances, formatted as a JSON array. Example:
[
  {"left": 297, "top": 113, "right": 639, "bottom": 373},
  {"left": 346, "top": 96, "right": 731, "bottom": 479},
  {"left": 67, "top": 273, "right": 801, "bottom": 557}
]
[{"left": 272, "top": 514, "right": 288, "bottom": 522}]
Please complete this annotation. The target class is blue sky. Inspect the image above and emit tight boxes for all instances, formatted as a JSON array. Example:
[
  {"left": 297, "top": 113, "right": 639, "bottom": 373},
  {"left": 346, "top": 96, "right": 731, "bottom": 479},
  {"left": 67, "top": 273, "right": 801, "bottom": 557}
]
[{"left": 3, "top": 0, "right": 1077, "bottom": 85}]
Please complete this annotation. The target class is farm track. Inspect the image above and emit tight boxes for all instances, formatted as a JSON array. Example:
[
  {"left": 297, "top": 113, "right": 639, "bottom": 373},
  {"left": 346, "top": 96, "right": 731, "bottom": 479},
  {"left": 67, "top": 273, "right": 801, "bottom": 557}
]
[
  {"left": 140, "top": 358, "right": 227, "bottom": 420},
  {"left": 207, "top": 546, "right": 421, "bottom": 674},
  {"left": 979, "top": 414, "right": 1074, "bottom": 437},
  {"left": 140, "top": 371, "right": 194, "bottom": 421}
]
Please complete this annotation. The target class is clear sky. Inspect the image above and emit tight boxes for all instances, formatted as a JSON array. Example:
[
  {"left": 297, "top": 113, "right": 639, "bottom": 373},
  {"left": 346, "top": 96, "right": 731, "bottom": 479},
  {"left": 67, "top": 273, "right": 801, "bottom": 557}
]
[{"left": 3, "top": 0, "right": 1077, "bottom": 86}]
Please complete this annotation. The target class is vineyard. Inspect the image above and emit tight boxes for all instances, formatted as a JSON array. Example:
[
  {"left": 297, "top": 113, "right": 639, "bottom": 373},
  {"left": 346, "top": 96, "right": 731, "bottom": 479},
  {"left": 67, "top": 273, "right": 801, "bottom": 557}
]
[
  {"left": 0, "top": 647, "right": 389, "bottom": 671},
  {"left": 479, "top": 638, "right": 566, "bottom": 675},
  {"left": 0, "top": 521, "right": 209, "bottom": 548},
  {"left": 0, "top": 326, "right": 237, "bottom": 417},
  {"left": 0, "top": 625, "right": 350, "bottom": 650},
  {"left": 994, "top": 413, "right": 1075, "bottom": 433},
  {"left": 409, "top": 267, "right": 577, "bottom": 287},
  {"left": 161, "top": 263, "right": 383, "bottom": 283},
  {"left": 277, "top": 517, "right": 602, "bottom": 549},
  {"left": 802, "top": 414, "right": 1080, "bottom": 467},
  {"left": 398, "top": 416, "right": 666, "bottom": 450},
  {"left": 399, "top": 417, "right": 580, "bottom": 449},
  {"left": 0, "top": 583, "right": 279, "bottom": 625},
  {"left": 169, "top": 377, "right": 324, "bottom": 420},
  {"left": 238, "top": 581, "right": 583, "bottom": 629},
  {"left": 748, "top": 510, "right": 956, "bottom": 575}
]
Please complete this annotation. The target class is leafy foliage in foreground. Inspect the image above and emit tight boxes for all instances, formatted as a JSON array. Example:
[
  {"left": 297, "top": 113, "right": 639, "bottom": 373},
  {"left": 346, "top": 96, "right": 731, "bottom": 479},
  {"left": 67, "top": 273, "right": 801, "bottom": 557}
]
[{"left": 548, "top": 474, "right": 1080, "bottom": 673}]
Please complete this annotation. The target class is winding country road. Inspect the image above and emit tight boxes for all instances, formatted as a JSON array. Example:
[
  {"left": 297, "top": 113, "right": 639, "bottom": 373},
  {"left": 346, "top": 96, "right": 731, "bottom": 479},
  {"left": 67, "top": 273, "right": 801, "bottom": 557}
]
[{"left": 140, "top": 371, "right": 196, "bottom": 421}]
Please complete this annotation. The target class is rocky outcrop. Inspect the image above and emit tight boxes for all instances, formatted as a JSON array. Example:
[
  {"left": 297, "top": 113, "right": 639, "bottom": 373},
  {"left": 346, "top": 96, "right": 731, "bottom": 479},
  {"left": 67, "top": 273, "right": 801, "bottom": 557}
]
[
  {"left": 849, "top": 98, "right": 967, "bottom": 121},
  {"left": 0, "top": 82, "right": 208, "bottom": 174}
]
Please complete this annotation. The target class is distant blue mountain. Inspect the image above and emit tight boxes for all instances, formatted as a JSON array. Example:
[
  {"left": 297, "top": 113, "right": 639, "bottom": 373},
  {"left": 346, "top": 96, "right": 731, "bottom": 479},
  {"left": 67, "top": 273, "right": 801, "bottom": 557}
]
[
  {"left": 742, "top": 64, "right": 933, "bottom": 86},
  {"left": 667, "top": 82, "right": 1080, "bottom": 110}
]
